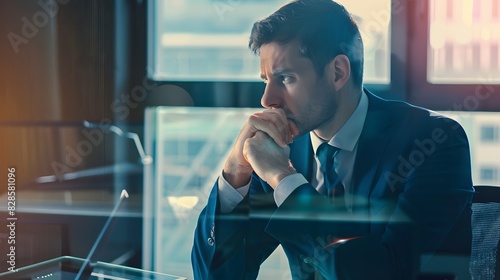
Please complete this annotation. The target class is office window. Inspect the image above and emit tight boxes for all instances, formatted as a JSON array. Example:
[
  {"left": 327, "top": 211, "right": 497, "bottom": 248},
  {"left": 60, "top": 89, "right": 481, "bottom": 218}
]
[
  {"left": 149, "top": 0, "right": 392, "bottom": 84},
  {"left": 480, "top": 166, "right": 498, "bottom": 182},
  {"left": 480, "top": 125, "right": 499, "bottom": 142},
  {"left": 439, "top": 111, "right": 500, "bottom": 185},
  {"left": 428, "top": 0, "right": 500, "bottom": 84}
]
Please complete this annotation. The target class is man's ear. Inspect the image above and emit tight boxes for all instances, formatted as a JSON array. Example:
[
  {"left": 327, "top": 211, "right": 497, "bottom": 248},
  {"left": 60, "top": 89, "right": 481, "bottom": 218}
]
[{"left": 325, "top": 54, "right": 351, "bottom": 91}]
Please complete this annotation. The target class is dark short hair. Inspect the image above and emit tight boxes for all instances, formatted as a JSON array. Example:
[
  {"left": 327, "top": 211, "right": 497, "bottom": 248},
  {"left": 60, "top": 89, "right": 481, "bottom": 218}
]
[{"left": 249, "top": 0, "right": 364, "bottom": 87}]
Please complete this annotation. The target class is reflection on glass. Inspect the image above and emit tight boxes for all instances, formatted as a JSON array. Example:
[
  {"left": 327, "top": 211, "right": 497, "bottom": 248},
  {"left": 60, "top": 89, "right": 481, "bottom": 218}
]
[
  {"left": 144, "top": 108, "right": 500, "bottom": 279},
  {"left": 144, "top": 107, "right": 299, "bottom": 279},
  {"left": 0, "top": 256, "right": 185, "bottom": 280},
  {"left": 150, "top": 0, "right": 391, "bottom": 84},
  {"left": 428, "top": 0, "right": 500, "bottom": 83}
]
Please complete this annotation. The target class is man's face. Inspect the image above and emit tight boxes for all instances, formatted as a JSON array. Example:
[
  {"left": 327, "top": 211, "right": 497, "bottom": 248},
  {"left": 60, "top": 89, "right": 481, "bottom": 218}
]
[{"left": 259, "top": 40, "right": 339, "bottom": 138}]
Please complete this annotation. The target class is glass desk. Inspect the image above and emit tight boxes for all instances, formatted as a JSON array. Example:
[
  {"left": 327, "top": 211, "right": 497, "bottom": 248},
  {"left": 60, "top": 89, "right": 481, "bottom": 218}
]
[{"left": 0, "top": 256, "right": 186, "bottom": 280}]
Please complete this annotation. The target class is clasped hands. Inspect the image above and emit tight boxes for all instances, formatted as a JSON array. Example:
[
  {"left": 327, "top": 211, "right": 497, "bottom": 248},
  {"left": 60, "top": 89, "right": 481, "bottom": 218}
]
[{"left": 223, "top": 109, "right": 299, "bottom": 189}]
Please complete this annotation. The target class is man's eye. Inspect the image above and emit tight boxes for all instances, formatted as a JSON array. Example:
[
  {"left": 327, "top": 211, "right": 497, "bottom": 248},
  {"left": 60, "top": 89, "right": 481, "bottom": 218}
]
[{"left": 280, "top": 76, "right": 293, "bottom": 84}]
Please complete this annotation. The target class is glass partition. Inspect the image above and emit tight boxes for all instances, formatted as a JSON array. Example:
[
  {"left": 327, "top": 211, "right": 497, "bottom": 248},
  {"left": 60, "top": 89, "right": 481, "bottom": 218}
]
[
  {"left": 143, "top": 107, "right": 500, "bottom": 279},
  {"left": 143, "top": 107, "right": 292, "bottom": 279}
]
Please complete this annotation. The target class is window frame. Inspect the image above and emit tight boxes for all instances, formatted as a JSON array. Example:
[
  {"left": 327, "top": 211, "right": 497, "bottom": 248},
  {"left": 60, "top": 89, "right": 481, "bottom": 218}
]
[
  {"left": 407, "top": 0, "right": 500, "bottom": 111},
  {"left": 146, "top": 0, "right": 410, "bottom": 103}
]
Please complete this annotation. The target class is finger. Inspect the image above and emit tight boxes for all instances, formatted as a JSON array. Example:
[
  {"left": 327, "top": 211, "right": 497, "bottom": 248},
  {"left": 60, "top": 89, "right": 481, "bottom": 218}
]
[
  {"left": 266, "top": 109, "right": 294, "bottom": 144},
  {"left": 250, "top": 110, "right": 291, "bottom": 146},
  {"left": 242, "top": 131, "right": 263, "bottom": 163},
  {"left": 242, "top": 138, "right": 250, "bottom": 163},
  {"left": 243, "top": 131, "right": 274, "bottom": 162},
  {"left": 269, "top": 109, "right": 295, "bottom": 143},
  {"left": 249, "top": 114, "right": 288, "bottom": 147}
]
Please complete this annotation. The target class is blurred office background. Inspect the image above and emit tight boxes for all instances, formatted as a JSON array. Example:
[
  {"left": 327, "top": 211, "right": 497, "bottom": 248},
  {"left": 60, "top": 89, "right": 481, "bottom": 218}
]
[{"left": 0, "top": 0, "right": 499, "bottom": 279}]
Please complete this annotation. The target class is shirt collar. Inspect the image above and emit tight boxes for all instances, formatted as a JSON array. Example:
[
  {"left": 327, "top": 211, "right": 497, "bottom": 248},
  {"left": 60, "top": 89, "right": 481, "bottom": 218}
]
[{"left": 310, "top": 90, "right": 369, "bottom": 155}]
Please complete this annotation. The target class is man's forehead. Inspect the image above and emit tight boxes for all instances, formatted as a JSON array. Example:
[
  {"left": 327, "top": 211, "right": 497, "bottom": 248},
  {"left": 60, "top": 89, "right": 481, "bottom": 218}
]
[
  {"left": 260, "top": 41, "right": 302, "bottom": 58},
  {"left": 259, "top": 41, "right": 306, "bottom": 72}
]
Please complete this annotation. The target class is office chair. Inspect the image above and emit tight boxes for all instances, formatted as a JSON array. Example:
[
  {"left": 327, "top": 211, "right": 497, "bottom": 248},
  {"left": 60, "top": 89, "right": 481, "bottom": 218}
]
[{"left": 469, "top": 185, "right": 500, "bottom": 280}]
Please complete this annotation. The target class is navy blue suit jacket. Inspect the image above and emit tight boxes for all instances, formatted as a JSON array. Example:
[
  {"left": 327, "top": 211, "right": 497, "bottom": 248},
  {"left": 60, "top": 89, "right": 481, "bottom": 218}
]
[{"left": 191, "top": 91, "right": 474, "bottom": 280}]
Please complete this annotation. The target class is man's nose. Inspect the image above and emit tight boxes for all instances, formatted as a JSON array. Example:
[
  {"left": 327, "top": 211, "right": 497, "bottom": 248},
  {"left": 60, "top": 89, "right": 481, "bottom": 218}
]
[{"left": 261, "top": 83, "right": 281, "bottom": 109}]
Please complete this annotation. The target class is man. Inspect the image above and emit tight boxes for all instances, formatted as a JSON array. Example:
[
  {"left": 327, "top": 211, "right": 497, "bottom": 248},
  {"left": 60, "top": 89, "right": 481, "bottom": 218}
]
[{"left": 192, "top": 0, "right": 474, "bottom": 279}]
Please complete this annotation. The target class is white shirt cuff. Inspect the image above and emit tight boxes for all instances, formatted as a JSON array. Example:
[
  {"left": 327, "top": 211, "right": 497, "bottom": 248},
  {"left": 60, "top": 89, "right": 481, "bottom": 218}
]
[
  {"left": 273, "top": 173, "right": 308, "bottom": 207},
  {"left": 217, "top": 172, "right": 250, "bottom": 213}
]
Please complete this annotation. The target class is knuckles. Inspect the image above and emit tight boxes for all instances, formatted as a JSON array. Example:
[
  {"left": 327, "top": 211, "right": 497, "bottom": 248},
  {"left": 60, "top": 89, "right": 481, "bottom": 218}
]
[
  {"left": 253, "top": 131, "right": 267, "bottom": 140},
  {"left": 248, "top": 113, "right": 260, "bottom": 122},
  {"left": 243, "top": 131, "right": 267, "bottom": 153}
]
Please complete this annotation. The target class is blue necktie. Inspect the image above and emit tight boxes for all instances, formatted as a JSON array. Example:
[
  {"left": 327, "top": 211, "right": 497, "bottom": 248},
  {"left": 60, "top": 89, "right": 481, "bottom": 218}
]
[{"left": 317, "top": 142, "right": 344, "bottom": 201}]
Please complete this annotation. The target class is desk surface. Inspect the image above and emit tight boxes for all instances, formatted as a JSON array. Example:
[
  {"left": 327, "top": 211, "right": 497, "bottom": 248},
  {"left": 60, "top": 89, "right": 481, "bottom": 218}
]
[
  {"left": 0, "top": 256, "right": 186, "bottom": 280},
  {"left": 0, "top": 189, "right": 143, "bottom": 217}
]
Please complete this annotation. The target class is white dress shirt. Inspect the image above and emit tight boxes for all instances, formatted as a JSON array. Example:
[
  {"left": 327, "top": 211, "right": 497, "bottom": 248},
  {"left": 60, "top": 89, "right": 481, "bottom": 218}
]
[{"left": 218, "top": 91, "right": 369, "bottom": 213}]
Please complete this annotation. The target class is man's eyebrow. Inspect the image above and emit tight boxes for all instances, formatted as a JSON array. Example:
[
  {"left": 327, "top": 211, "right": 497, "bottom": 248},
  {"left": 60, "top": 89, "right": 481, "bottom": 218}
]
[
  {"left": 272, "top": 68, "right": 293, "bottom": 77},
  {"left": 260, "top": 68, "right": 294, "bottom": 80}
]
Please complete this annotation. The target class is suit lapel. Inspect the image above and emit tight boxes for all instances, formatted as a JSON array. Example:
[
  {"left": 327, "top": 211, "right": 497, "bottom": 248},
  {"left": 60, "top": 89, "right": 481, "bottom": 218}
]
[{"left": 351, "top": 90, "right": 395, "bottom": 211}]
